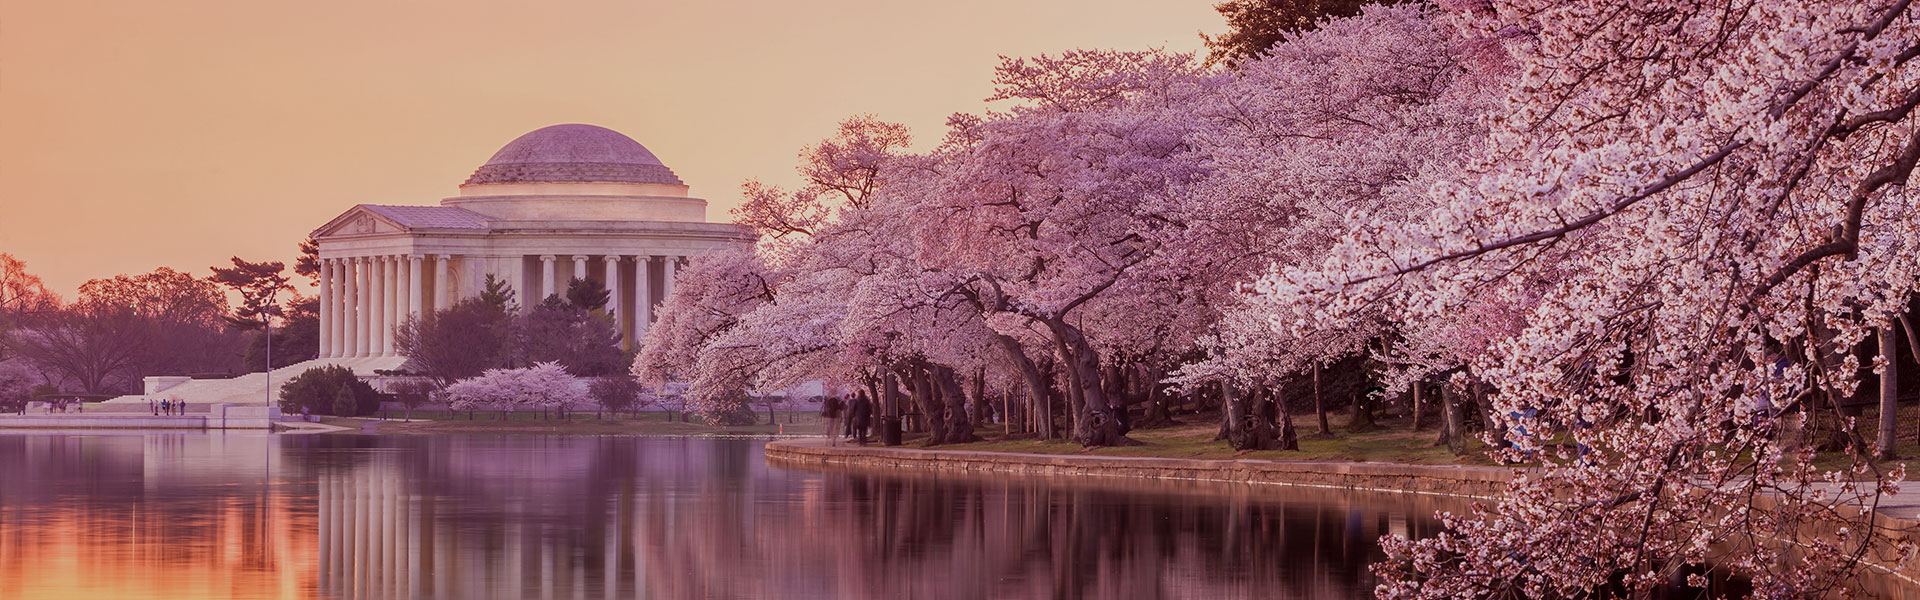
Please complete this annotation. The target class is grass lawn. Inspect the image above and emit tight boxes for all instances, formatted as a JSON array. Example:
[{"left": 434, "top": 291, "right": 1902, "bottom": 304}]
[{"left": 909, "top": 412, "right": 1501, "bottom": 465}]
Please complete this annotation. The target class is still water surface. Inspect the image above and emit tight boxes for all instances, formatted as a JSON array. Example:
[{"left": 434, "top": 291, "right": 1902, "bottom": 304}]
[{"left": 0, "top": 432, "right": 1459, "bottom": 599}]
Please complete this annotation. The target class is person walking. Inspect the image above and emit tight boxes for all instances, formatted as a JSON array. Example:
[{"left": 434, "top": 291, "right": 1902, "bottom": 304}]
[
  {"left": 848, "top": 391, "right": 874, "bottom": 445},
  {"left": 821, "top": 393, "right": 846, "bottom": 443}
]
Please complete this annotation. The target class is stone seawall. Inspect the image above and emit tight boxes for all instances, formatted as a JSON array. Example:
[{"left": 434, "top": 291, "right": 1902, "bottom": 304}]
[
  {"left": 0, "top": 415, "right": 210, "bottom": 429},
  {"left": 764, "top": 439, "right": 1514, "bottom": 499}
]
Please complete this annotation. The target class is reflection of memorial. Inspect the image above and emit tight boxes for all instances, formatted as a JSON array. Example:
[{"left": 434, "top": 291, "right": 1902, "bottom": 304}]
[{"left": 314, "top": 440, "right": 697, "bottom": 600}]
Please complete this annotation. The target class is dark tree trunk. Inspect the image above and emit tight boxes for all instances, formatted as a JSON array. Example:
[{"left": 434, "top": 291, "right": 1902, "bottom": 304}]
[
  {"left": 1441, "top": 382, "right": 1468, "bottom": 455},
  {"left": 1045, "top": 318, "right": 1131, "bottom": 447},
  {"left": 1470, "top": 380, "right": 1509, "bottom": 449},
  {"left": 1903, "top": 314, "right": 1920, "bottom": 451},
  {"left": 935, "top": 365, "right": 977, "bottom": 443},
  {"left": 1349, "top": 393, "right": 1376, "bottom": 432},
  {"left": 881, "top": 369, "right": 904, "bottom": 446},
  {"left": 1052, "top": 336, "right": 1086, "bottom": 437},
  {"left": 1137, "top": 367, "right": 1177, "bottom": 428},
  {"left": 1221, "top": 381, "right": 1283, "bottom": 451},
  {"left": 1215, "top": 382, "right": 1232, "bottom": 442},
  {"left": 908, "top": 362, "right": 947, "bottom": 444},
  {"left": 1877, "top": 323, "right": 1900, "bottom": 459},
  {"left": 1313, "top": 362, "right": 1331, "bottom": 436},
  {"left": 1410, "top": 381, "right": 1425, "bottom": 431},
  {"left": 1274, "top": 387, "right": 1299, "bottom": 450},
  {"left": 970, "top": 366, "right": 992, "bottom": 427},
  {"left": 994, "top": 333, "right": 1053, "bottom": 440}
]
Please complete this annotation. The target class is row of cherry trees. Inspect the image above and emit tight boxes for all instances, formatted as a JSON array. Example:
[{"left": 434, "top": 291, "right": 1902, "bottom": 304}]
[
  {"left": 640, "top": 0, "right": 1918, "bottom": 595},
  {"left": 638, "top": 5, "right": 1492, "bottom": 445}
]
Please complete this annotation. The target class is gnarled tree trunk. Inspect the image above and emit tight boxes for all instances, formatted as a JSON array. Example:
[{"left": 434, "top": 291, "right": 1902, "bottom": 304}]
[
  {"left": 907, "top": 361, "right": 949, "bottom": 444},
  {"left": 1273, "top": 387, "right": 1299, "bottom": 450},
  {"left": 1045, "top": 318, "right": 1131, "bottom": 447},
  {"left": 935, "top": 365, "right": 977, "bottom": 443},
  {"left": 1221, "top": 381, "right": 1291, "bottom": 451},
  {"left": 1440, "top": 381, "right": 1468, "bottom": 455}
]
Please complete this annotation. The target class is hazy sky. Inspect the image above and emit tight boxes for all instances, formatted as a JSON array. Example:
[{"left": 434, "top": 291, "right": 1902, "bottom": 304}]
[{"left": 1, "top": 0, "right": 1220, "bottom": 297}]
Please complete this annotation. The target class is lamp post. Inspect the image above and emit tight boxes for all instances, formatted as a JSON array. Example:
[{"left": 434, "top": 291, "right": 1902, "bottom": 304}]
[{"left": 263, "top": 286, "right": 282, "bottom": 408}]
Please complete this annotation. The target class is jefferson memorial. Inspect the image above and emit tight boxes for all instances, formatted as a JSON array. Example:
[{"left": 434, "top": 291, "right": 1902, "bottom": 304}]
[
  {"left": 111, "top": 124, "right": 752, "bottom": 409},
  {"left": 311, "top": 124, "right": 754, "bottom": 359}
]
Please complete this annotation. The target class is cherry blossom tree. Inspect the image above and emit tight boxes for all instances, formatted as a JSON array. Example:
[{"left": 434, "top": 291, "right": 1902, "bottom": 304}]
[
  {"left": 443, "top": 361, "right": 593, "bottom": 417},
  {"left": 1250, "top": 0, "right": 1920, "bottom": 596}
]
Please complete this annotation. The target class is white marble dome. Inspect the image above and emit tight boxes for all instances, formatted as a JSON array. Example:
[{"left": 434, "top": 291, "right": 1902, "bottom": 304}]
[
  {"left": 447, "top": 124, "right": 703, "bottom": 222},
  {"left": 464, "top": 124, "right": 683, "bottom": 186}
]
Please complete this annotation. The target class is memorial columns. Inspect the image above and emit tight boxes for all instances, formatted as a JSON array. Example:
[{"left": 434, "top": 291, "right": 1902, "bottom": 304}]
[
  {"left": 332, "top": 260, "right": 348, "bottom": 358},
  {"left": 539, "top": 255, "right": 556, "bottom": 301},
  {"left": 503, "top": 256, "right": 524, "bottom": 307},
  {"left": 371, "top": 257, "right": 388, "bottom": 356},
  {"left": 662, "top": 255, "right": 678, "bottom": 303},
  {"left": 408, "top": 256, "right": 424, "bottom": 321},
  {"left": 318, "top": 259, "right": 334, "bottom": 358},
  {"left": 635, "top": 256, "right": 653, "bottom": 339},
  {"left": 604, "top": 255, "right": 623, "bottom": 348},
  {"left": 433, "top": 255, "right": 451, "bottom": 311},
  {"left": 354, "top": 257, "right": 370, "bottom": 357},
  {"left": 383, "top": 255, "right": 400, "bottom": 356}
]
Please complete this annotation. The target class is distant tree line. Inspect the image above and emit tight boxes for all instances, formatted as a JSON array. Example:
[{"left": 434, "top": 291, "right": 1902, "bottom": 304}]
[{"left": 0, "top": 251, "right": 319, "bottom": 396}]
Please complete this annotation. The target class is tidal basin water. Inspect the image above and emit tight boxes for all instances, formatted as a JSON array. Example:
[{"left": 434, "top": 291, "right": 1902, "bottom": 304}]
[{"left": 0, "top": 433, "right": 1463, "bottom": 599}]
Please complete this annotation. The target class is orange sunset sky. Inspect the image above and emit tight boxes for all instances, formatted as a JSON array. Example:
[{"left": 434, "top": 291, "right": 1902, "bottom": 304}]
[{"left": 1, "top": 0, "right": 1221, "bottom": 298}]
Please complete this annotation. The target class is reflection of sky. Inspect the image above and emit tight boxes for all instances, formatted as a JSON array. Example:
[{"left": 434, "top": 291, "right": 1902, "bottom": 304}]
[{"left": 0, "top": 433, "right": 1466, "bottom": 599}]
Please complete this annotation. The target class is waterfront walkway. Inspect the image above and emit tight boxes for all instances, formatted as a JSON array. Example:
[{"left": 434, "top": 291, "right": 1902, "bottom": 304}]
[{"left": 766, "top": 438, "right": 1515, "bottom": 498}]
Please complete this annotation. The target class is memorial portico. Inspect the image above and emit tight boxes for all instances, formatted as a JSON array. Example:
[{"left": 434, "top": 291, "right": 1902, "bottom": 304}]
[{"left": 310, "top": 124, "right": 754, "bottom": 359}]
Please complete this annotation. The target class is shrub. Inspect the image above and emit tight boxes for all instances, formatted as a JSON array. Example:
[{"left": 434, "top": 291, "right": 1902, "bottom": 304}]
[
  {"left": 279, "top": 365, "right": 381, "bottom": 417},
  {"left": 590, "top": 376, "right": 645, "bottom": 416}
]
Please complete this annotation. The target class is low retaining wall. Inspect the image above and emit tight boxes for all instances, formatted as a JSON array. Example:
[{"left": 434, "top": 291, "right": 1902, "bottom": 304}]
[
  {"left": 0, "top": 415, "right": 208, "bottom": 429},
  {"left": 765, "top": 439, "right": 1514, "bottom": 499},
  {"left": 0, "top": 404, "right": 282, "bottom": 430}
]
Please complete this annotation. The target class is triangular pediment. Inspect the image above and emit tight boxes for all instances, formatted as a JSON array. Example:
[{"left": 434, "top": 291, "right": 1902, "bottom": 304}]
[{"left": 312, "top": 206, "right": 407, "bottom": 239}]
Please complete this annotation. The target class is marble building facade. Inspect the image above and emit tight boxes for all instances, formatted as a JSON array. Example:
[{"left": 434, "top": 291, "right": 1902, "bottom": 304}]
[{"left": 309, "top": 124, "right": 754, "bottom": 357}]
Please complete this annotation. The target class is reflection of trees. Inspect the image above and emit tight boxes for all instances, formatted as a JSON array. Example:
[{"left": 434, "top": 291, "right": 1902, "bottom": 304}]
[
  {"left": 0, "top": 433, "right": 314, "bottom": 599},
  {"left": 761, "top": 470, "right": 1452, "bottom": 600}
]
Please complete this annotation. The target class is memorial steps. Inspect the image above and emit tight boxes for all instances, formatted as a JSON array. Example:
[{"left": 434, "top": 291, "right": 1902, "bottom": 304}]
[{"left": 101, "top": 355, "right": 409, "bottom": 408}]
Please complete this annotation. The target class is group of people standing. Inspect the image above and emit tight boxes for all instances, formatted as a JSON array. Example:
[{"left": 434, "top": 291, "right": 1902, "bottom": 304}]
[
  {"left": 149, "top": 398, "right": 187, "bottom": 416},
  {"left": 821, "top": 391, "right": 874, "bottom": 444}
]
